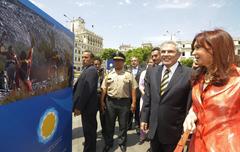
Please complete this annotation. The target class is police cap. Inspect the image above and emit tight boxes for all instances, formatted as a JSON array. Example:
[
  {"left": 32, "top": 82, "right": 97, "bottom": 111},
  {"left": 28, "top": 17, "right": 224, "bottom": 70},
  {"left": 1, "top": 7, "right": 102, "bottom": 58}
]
[{"left": 112, "top": 51, "right": 125, "bottom": 61}]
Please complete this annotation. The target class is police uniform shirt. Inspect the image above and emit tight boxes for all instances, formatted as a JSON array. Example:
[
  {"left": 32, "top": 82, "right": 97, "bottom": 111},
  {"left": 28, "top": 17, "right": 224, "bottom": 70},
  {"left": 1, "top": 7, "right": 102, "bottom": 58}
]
[{"left": 101, "top": 69, "right": 138, "bottom": 98}]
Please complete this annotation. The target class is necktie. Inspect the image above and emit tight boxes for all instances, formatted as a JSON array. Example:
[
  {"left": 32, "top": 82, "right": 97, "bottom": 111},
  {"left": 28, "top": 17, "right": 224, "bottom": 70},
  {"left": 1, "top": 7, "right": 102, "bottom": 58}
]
[{"left": 160, "top": 69, "right": 170, "bottom": 96}]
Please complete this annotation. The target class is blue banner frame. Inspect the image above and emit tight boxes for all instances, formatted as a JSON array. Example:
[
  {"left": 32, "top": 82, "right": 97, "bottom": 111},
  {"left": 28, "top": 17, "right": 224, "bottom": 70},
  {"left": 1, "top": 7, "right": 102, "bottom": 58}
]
[
  {"left": 0, "top": 0, "right": 73, "bottom": 151},
  {"left": 0, "top": 88, "right": 72, "bottom": 152}
]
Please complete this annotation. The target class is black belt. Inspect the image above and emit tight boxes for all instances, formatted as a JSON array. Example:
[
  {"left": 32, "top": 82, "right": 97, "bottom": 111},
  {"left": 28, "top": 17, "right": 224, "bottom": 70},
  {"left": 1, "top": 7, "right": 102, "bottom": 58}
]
[{"left": 107, "top": 96, "right": 129, "bottom": 101}]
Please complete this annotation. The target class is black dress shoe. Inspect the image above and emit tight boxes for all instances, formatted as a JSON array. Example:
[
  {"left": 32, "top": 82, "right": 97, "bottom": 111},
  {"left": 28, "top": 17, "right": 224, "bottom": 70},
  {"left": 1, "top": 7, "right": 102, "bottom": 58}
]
[
  {"left": 102, "top": 145, "right": 112, "bottom": 152},
  {"left": 127, "top": 126, "right": 132, "bottom": 130},
  {"left": 119, "top": 145, "right": 126, "bottom": 152}
]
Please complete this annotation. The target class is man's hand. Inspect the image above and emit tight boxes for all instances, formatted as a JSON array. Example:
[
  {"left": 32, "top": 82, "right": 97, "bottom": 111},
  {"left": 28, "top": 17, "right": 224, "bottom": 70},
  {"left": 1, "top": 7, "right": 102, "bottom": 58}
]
[
  {"left": 73, "top": 108, "right": 81, "bottom": 116},
  {"left": 100, "top": 101, "right": 106, "bottom": 112},
  {"left": 140, "top": 122, "right": 149, "bottom": 133},
  {"left": 131, "top": 103, "right": 136, "bottom": 113}
]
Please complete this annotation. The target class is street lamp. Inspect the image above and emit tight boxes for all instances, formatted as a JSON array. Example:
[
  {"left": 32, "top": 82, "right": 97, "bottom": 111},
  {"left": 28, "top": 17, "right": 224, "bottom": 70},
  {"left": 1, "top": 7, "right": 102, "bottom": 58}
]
[
  {"left": 63, "top": 14, "right": 75, "bottom": 33},
  {"left": 165, "top": 30, "right": 180, "bottom": 40}
]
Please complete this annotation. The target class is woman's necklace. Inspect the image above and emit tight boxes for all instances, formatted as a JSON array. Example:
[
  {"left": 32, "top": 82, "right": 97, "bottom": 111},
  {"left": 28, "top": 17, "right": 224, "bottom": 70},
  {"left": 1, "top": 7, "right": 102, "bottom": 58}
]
[{"left": 204, "top": 72, "right": 213, "bottom": 84}]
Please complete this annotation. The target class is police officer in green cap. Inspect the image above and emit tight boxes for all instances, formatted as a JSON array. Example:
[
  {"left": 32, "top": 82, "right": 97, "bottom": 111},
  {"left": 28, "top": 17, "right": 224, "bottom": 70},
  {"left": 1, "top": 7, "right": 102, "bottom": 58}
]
[{"left": 100, "top": 51, "right": 138, "bottom": 152}]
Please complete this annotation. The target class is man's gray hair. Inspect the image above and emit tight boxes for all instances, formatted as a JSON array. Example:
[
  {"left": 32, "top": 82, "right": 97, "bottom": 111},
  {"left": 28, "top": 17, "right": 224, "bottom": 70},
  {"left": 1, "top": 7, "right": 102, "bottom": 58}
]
[{"left": 160, "top": 41, "right": 181, "bottom": 53}]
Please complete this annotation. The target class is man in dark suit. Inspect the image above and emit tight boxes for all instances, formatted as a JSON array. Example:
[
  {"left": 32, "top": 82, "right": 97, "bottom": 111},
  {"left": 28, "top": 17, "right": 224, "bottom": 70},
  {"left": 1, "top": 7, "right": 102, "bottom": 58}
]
[
  {"left": 141, "top": 41, "right": 192, "bottom": 152},
  {"left": 128, "top": 56, "right": 143, "bottom": 134},
  {"left": 73, "top": 50, "right": 98, "bottom": 152}
]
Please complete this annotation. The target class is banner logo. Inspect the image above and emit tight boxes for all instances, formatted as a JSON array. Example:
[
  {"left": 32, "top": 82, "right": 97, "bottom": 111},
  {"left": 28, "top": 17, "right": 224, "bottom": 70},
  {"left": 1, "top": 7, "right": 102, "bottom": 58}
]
[{"left": 38, "top": 108, "right": 59, "bottom": 144}]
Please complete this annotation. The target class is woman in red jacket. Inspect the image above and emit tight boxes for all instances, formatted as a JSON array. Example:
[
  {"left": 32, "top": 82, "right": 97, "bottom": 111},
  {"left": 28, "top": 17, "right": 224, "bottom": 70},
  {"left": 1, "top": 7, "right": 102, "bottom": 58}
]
[{"left": 183, "top": 29, "right": 240, "bottom": 152}]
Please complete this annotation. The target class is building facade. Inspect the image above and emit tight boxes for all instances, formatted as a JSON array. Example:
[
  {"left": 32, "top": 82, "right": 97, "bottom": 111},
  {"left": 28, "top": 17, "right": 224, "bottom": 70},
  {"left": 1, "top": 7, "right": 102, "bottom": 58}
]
[
  {"left": 119, "top": 44, "right": 133, "bottom": 52},
  {"left": 234, "top": 38, "right": 240, "bottom": 55},
  {"left": 141, "top": 42, "right": 153, "bottom": 48},
  {"left": 177, "top": 38, "right": 240, "bottom": 59},
  {"left": 176, "top": 40, "right": 192, "bottom": 58},
  {"left": 70, "top": 17, "right": 103, "bottom": 71}
]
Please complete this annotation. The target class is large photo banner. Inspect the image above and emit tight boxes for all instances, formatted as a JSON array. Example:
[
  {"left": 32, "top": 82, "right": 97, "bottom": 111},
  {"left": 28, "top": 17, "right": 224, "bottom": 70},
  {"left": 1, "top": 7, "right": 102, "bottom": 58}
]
[{"left": 0, "top": 0, "right": 73, "bottom": 151}]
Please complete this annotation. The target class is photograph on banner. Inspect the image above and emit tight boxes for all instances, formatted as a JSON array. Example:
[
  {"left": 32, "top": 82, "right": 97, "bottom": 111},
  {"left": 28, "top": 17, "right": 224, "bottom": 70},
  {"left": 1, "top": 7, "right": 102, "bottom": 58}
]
[{"left": 0, "top": 0, "right": 74, "bottom": 104}]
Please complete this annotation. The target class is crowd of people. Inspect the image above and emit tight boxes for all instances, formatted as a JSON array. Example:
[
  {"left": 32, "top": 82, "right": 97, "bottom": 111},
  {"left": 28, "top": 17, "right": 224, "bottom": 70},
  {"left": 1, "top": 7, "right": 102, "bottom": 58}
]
[
  {"left": 0, "top": 31, "right": 72, "bottom": 99},
  {"left": 73, "top": 29, "right": 240, "bottom": 152},
  {"left": 0, "top": 33, "right": 34, "bottom": 92}
]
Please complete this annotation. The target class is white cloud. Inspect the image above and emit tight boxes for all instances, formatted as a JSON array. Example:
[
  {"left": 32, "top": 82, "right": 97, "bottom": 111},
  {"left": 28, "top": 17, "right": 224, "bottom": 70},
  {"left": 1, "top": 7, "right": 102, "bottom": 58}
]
[
  {"left": 113, "top": 23, "right": 132, "bottom": 29},
  {"left": 118, "top": 0, "right": 132, "bottom": 5},
  {"left": 113, "top": 25, "right": 123, "bottom": 29},
  {"left": 209, "top": 3, "right": 225, "bottom": 8},
  {"left": 156, "top": 0, "right": 193, "bottom": 9},
  {"left": 142, "top": 36, "right": 169, "bottom": 44},
  {"left": 29, "top": 0, "right": 45, "bottom": 9},
  {"left": 118, "top": 1, "right": 124, "bottom": 5},
  {"left": 125, "top": 0, "right": 131, "bottom": 4},
  {"left": 173, "top": 0, "right": 180, "bottom": 3},
  {"left": 156, "top": 2, "right": 191, "bottom": 9},
  {"left": 75, "top": 1, "right": 93, "bottom": 7},
  {"left": 142, "top": 2, "right": 149, "bottom": 7}
]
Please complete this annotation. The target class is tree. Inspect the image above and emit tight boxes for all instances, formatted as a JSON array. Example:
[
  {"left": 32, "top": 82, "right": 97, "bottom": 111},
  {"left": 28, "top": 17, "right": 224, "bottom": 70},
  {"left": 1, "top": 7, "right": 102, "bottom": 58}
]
[
  {"left": 180, "top": 58, "right": 194, "bottom": 67},
  {"left": 125, "top": 47, "right": 151, "bottom": 65},
  {"left": 100, "top": 48, "right": 118, "bottom": 60}
]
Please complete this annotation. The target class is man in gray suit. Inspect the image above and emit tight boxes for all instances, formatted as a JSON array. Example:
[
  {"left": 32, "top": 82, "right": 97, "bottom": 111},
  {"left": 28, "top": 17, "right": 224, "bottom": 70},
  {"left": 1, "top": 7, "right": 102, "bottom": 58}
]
[
  {"left": 140, "top": 41, "right": 192, "bottom": 152},
  {"left": 128, "top": 56, "right": 143, "bottom": 134}
]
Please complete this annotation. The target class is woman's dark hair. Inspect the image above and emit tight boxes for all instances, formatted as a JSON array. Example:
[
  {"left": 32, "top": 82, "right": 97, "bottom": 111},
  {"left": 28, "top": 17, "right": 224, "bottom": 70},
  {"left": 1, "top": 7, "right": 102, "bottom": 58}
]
[{"left": 191, "top": 29, "right": 236, "bottom": 86}]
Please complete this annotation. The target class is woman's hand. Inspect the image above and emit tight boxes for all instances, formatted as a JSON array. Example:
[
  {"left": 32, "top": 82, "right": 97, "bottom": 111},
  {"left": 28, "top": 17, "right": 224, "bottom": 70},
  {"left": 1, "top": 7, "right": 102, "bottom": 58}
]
[{"left": 183, "top": 108, "right": 197, "bottom": 133}]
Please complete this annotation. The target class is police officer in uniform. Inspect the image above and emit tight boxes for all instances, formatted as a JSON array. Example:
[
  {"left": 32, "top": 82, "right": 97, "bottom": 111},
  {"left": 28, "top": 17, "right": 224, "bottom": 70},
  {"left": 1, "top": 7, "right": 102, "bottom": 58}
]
[{"left": 100, "top": 52, "right": 138, "bottom": 152}]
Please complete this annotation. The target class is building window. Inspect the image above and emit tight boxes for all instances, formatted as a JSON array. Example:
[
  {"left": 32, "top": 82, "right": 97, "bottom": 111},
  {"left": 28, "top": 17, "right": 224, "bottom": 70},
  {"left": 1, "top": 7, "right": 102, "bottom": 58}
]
[
  {"left": 238, "top": 49, "right": 240, "bottom": 55},
  {"left": 182, "top": 44, "right": 185, "bottom": 48},
  {"left": 182, "top": 52, "right": 185, "bottom": 56},
  {"left": 238, "top": 41, "right": 240, "bottom": 45}
]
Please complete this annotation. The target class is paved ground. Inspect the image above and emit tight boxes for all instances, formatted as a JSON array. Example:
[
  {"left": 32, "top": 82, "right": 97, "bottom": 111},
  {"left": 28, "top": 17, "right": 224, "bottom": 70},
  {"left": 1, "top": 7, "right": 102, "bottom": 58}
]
[{"left": 72, "top": 113, "right": 150, "bottom": 152}]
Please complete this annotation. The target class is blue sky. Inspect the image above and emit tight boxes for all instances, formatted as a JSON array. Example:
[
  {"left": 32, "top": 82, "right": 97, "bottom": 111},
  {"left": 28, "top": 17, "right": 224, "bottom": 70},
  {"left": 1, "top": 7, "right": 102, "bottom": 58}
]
[{"left": 29, "top": 0, "right": 240, "bottom": 49}]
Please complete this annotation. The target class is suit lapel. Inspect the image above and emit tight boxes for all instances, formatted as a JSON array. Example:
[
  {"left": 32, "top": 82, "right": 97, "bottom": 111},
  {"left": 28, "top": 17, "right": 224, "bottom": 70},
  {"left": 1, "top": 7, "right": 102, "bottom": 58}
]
[
  {"left": 162, "top": 64, "right": 183, "bottom": 97},
  {"left": 155, "top": 65, "right": 163, "bottom": 94}
]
